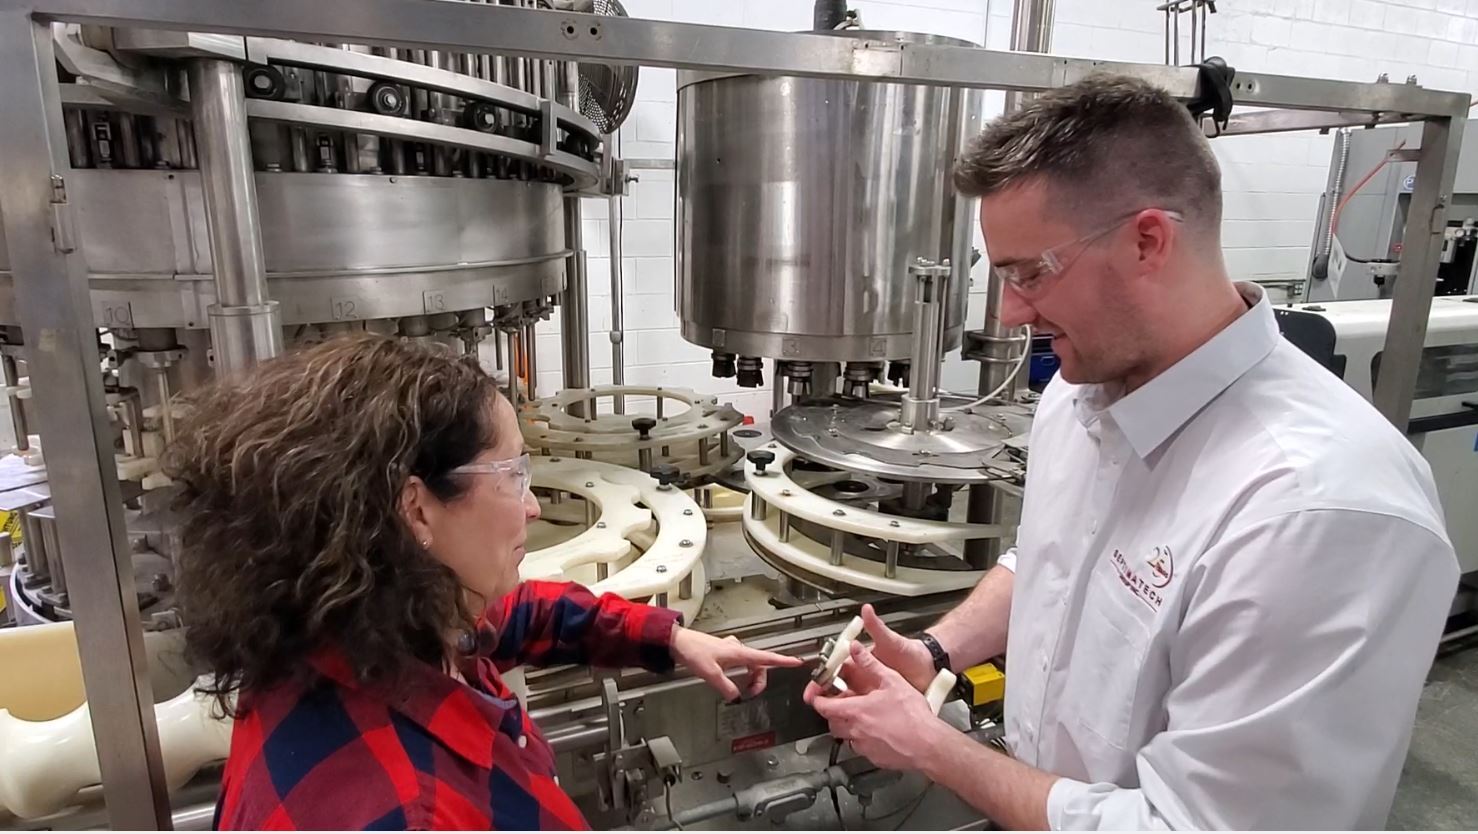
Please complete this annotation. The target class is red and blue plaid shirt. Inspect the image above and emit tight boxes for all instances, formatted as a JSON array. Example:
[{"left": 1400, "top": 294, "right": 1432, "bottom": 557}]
[{"left": 214, "top": 580, "right": 682, "bottom": 830}]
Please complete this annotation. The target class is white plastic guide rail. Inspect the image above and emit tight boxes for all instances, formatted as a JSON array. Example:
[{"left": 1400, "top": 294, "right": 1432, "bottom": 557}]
[
  {"left": 743, "top": 444, "right": 996, "bottom": 597},
  {"left": 522, "top": 457, "right": 708, "bottom": 619},
  {"left": 520, "top": 385, "right": 743, "bottom": 480}
]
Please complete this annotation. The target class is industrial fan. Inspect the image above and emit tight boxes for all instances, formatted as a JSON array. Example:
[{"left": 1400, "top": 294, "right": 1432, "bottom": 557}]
[{"left": 549, "top": 0, "right": 639, "bottom": 133}]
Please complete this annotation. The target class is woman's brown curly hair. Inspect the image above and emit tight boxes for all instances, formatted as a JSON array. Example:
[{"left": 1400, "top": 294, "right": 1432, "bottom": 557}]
[{"left": 163, "top": 333, "right": 500, "bottom": 715}]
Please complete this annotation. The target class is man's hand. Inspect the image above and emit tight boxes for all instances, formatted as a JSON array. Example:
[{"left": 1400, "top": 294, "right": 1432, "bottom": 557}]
[
  {"left": 858, "top": 603, "right": 939, "bottom": 691},
  {"left": 801, "top": 604, "right": 937, "bottom": 704},
  {"left": 805, "top": 640, "right": 951, "bottom": 773},
  {"left": 670, "top": 626, "right": 804, "bottom": 701}
]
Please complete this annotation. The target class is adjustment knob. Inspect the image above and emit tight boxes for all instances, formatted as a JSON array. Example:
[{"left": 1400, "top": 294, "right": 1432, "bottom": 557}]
[
  {"left": 747, "top": 449, "right": 776, "bottom": 476},
  {"left": 650, "top": 464, "right": 681, "bottom": 488},
  {"left": 632, "top": 417, "right": 657, "bottom": 439}
]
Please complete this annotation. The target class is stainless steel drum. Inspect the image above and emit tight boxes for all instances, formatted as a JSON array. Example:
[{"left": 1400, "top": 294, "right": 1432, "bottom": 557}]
[
  {"left": 676, "top": 31, "right": 982, "bottom": 363},
  {"left": 0, "top": 171, "right": 566, "bottom": 328}
]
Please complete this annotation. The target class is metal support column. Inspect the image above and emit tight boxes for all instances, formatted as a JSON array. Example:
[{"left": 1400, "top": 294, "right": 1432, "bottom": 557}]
[
  {"left": 0, "top": 13, "right": 170, "bottom": 828},
  {"left": 900, "top": 259, "right": 950, "bottom": 433},
  {"left": 560, "top": 195, "right": 590, "bottom": 394},
  {"left": 606, "top": 140, "right": 626, "bottom": 413},
  {"left": 188, "top": 58, "right": 283, "bottom": 376},
  {"left": 967, "top": 0, "right": 1055, "bottom": 569},
  {"left": 978, "top": 0, "right": 1054, "bottom": 403},
  {"left": 1374, "top": 116, "right": 1465, "bottom": 429}
]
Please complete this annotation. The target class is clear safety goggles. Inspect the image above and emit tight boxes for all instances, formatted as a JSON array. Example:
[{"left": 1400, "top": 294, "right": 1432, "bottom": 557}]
[
  {"left": 991, "top": 209, "right": 1184, "bottom": 294},
  {"left": 449, "top": 452, "right": 534, "bottom": 496}
]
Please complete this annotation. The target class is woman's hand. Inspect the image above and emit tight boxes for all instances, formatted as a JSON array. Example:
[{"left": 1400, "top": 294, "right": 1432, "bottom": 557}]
[{"left": 670, "top": 626, "right": 804, "bottom": 701}]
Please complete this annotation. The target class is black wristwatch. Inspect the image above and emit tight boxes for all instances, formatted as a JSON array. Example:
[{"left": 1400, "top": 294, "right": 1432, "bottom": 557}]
[{"left": 917, "top": 632, "right": 952, "bottom": 673}]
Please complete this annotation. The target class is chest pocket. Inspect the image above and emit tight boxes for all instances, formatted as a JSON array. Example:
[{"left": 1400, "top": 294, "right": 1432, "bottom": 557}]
[{"left": 1058, "top": 559, "right": 1156, "bottom": 753}]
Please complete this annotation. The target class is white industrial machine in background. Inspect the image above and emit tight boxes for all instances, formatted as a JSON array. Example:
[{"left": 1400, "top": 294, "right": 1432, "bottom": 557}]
[
  {"left": 1307, "top": 118, "right": 1478, "bottom": 304},
  {"left": 1277, "top": 299, "right": 1478, "bottom": 617},
  {"left": 1287, "top": 114, "right": 1478, "bottom": 626},
  {"left": 0, "top": 0, "right": 1468, "bottom": 829}
]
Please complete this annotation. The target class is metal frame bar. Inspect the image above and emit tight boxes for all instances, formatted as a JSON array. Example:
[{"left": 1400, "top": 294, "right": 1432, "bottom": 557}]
[
  {"left": 1377, "top": 117, "right": 1466, "bottom": 427},
  {"left": 243, "top": 98, "right": 601, "bottom": 187},
  {"left": 1213, "top": 108, "right": 1415, "bottom": 137},
  {"left": 244, "top": 36, "right": 600, "bottom": 138},
  {"left": 0, "top": 10, "right": 169, "bottom": 829},
  {"left": 0, "top": 0, "right": 1469, "bottom": 826},
  {"left": 2, "top": 0, "right": 1468, "bottom": 115}
]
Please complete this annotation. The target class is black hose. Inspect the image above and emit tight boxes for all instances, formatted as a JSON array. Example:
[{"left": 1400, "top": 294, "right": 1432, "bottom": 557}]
[{"left": 813, "top": 0, "right": 848, "bottom": 30}]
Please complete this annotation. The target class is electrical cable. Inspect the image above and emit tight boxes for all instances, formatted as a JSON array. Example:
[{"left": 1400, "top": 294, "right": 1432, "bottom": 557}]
[
  {"left": 941, "top": 326, "right": 1032, "bottom": 413},
  {"left": 1330, "top": 139, "right": 1407, "bottom": 237}
]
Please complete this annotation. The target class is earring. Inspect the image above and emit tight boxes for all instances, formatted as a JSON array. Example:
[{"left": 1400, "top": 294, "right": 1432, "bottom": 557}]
[{"left": 420, "top": 539, "right": 431, "bottom": 548}]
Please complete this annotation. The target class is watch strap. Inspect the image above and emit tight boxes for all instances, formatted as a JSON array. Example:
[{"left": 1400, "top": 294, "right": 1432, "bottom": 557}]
[{"left": 917, "top": 631, "right": 951, "bottom": 673}]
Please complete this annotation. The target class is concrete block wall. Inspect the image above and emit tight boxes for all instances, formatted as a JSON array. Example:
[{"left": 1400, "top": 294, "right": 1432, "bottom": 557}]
[{"left": 531, "top": 0, "right": 1478, "bottom": 419}]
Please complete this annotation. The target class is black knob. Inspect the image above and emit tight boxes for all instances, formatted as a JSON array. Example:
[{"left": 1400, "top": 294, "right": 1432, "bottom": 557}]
[
  {"left": 632, "top": 417, "right": 657, "bottom": 439},
  {"left": 747, "top": 449, "right": 776, "bottom": 475},
  {"left": 651, "top": 464, "right": 681, "bottom": 488}
]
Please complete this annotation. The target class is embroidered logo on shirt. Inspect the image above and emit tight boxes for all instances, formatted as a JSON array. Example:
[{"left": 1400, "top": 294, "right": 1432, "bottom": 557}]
[
  {"left": 1147, "top": 545, "right": 1174, "bottom": 589},
  {"left": 1110, "top": 548, "right": 1168, "bottom": 610}
]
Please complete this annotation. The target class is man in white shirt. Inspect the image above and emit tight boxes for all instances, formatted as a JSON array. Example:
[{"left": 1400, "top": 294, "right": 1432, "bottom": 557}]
[{"left": 805, "top": 73, "right": 1459, "bottom": 829}]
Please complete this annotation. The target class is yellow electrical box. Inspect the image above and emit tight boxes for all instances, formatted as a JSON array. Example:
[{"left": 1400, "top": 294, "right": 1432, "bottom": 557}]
[
  {"left": 0, "top": 508, "right": 19, "bottom": 614},
  {"left": 960, "top": 662, "right": 1006, "bottom": 706}
]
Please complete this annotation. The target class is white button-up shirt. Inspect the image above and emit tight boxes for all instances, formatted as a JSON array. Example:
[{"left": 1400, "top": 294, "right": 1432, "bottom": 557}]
[{"left": 998, "top": 282, "right": 1459, "bottom": 829}]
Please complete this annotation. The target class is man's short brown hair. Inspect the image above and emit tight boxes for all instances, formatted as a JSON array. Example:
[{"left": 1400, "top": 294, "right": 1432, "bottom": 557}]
[{"left": 954, "top": 73, "right": 1222, "bottom": 236}]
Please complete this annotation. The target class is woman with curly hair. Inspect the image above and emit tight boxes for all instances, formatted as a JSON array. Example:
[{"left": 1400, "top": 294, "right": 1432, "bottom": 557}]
[{"left": 165, "top": 334, "right": 798, "bottom": 830}]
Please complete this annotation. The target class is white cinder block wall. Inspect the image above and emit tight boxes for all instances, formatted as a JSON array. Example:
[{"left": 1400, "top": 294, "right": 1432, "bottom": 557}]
[{"left": 532, "top": 0, "right": 1478, "bottom": 418}]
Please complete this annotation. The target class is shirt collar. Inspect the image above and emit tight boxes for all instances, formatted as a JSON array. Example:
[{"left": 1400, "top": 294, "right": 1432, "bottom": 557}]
[
  {"left": 308, "top": 646, "right": 510, "bottom": 770},
  {"left": 1074, "top": 281, "right": 1279, "bottom": 460}
]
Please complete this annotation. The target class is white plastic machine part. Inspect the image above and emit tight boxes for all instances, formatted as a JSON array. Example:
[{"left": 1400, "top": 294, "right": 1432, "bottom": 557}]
[
  {"left": 811, "top": 616, "right": 957, "bottom": 715},
  {"left": 519, "top": 385, "right": 744, "bottom": 480},
  {"left": 743, "top": 444, "right": 996, "bottom": 596},
  {"left": 812, "top": 616, "right": 865, "bottom": 694},
  {"left": 0, "top": 683, "right": 231, "bottom": 820},
  {"left": 686, "top": 483, "right": 747, "bottom": 525},
  {"left": 522, "top": 456, "right": 708, "bottom": 621}
]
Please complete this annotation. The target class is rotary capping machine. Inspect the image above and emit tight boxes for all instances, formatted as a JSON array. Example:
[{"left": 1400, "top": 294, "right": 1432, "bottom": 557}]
[{"left": 0, "top": 0, "right": 1468, "bottom": 828}]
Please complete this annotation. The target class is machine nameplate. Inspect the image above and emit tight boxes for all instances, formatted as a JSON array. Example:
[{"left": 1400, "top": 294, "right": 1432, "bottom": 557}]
[{"left": 717, "top": 697, "right": 772, "bottom": 743}]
